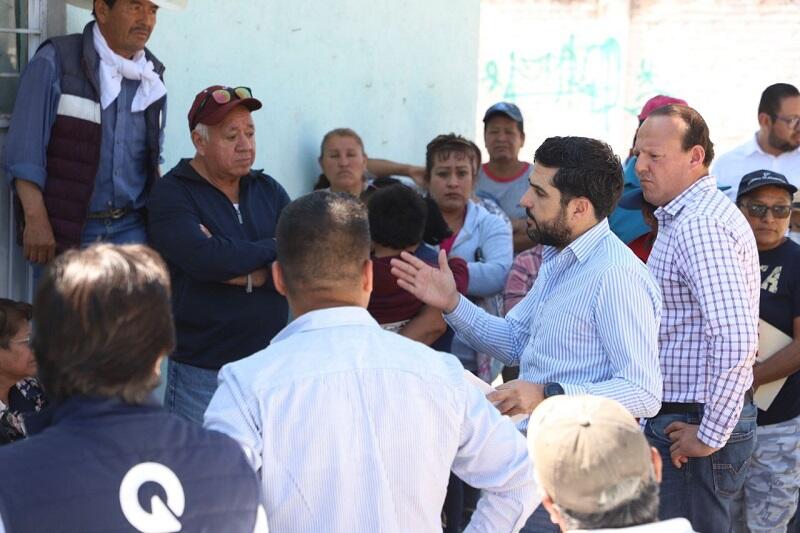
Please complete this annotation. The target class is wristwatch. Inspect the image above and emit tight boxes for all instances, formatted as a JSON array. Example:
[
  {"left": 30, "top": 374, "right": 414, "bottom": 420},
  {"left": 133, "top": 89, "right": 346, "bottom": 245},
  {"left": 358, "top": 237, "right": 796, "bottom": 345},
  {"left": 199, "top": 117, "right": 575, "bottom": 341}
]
[{"left": 543, "top": 382, "right": 565, "bottom": 399}]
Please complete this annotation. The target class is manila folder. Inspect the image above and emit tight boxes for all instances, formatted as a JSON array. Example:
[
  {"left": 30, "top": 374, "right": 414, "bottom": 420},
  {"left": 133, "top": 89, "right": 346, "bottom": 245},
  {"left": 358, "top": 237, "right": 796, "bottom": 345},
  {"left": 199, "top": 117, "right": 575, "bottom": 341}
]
[{"left": 754, "top": 319, "right": 793, "bottom": 410}]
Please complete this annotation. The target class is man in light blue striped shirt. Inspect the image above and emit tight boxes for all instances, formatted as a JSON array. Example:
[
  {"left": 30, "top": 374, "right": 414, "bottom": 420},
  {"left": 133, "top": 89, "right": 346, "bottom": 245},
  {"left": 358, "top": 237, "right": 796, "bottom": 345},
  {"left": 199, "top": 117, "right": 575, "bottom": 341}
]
[
  {"left": 204, "top": 191, "right": 537, "bottom": 532},
  {"left": 392, "top": 136, "right": 663, "bottom": 424},
  {"left": 392, "top": 136, "right": 663, "bottom": 532}
]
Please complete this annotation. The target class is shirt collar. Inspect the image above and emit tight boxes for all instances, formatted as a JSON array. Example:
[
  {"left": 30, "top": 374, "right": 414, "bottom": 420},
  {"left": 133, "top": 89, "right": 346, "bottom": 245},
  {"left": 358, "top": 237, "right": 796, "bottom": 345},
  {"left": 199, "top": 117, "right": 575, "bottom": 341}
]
[
  {"left": 658, "top": 174, "right": 717, "bottom": 218},
  {"left": 742, "top": 133, "right": 764, "bottom": 157},
  {"left": 271, "top": 306, "right": 378, "bottom": 344},
  {"left": 742, "top": 131, "right": 800, "bottom": 158},
  {"left": 542, "top": 218, "right": 611, "bottom": 264}
]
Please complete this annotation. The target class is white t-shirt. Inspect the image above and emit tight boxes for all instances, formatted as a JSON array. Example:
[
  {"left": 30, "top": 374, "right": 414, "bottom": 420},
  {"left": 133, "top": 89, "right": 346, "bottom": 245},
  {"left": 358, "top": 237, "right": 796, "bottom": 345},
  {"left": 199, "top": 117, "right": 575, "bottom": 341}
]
[{"left": 713, "top": 133, "right": 800, "bottom": 202}]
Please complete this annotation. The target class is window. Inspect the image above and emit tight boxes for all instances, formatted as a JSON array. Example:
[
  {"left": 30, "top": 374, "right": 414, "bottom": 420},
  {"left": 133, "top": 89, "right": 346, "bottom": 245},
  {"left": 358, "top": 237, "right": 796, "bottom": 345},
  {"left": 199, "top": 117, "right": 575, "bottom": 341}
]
[
  {"left": 1, "top": 0, "right": 46, "bottom": 300},
  {"left": 0, "top": 0, "right": 46, "bottom": 125}
]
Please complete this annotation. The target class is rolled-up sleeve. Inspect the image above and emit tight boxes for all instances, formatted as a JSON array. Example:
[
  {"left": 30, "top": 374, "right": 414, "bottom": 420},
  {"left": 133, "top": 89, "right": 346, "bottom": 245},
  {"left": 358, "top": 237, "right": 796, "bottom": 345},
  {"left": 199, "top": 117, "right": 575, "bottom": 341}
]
[
  {"left": 676, "top": 218, "right": 758, "bottom": 448},
  {"left": 4, "top": 44, "right": 60, "bottom": 189}
]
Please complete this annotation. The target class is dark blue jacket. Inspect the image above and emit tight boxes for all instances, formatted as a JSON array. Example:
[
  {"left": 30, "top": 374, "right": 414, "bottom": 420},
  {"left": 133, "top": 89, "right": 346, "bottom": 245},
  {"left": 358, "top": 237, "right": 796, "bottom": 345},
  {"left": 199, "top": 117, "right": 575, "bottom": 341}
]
[
  {"left": 0, "top": 396, "right": 262, "bottom": 532},
  {"left": 147, "top": 159, "right": 290, "bottom": 369}
]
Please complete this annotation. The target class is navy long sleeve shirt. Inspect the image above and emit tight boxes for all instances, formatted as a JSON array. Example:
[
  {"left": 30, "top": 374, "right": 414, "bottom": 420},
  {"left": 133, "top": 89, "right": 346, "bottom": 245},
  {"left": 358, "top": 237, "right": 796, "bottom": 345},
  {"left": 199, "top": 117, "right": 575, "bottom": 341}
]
[{"left": 147, "top": 159, "right": 290, "bottom": 369}]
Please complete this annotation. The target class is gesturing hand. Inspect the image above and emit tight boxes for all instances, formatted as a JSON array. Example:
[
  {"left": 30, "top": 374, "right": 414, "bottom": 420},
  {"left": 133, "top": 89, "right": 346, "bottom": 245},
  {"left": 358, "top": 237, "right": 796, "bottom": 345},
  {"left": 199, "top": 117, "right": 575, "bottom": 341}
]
[
  {"left": 665, "top": 422, "right": 719, "bottom": 469},
  {"left": 390, "top": 249, "right": 460, "bottom": 313}
]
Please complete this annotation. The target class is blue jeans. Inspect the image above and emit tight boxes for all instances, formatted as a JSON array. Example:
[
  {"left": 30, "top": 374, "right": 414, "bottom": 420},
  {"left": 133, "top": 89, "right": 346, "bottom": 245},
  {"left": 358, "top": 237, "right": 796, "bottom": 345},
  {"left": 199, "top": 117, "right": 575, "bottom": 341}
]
[
  {"left": 80, "top": 210, "right": 147, "bottom": 245},
  {"left": 164, "top": 359, "right": 219, "bottom": 426},
  {"left": 645, "top": 401, "right": 757, "bottom": 533}
]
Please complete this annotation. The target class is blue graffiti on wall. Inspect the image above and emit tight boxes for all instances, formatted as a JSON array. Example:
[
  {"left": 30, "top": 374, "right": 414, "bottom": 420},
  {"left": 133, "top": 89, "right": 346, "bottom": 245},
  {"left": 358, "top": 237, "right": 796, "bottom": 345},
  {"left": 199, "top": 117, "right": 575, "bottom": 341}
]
[{"left": 483, "top": 34, "right": 664, "bottom": 118}]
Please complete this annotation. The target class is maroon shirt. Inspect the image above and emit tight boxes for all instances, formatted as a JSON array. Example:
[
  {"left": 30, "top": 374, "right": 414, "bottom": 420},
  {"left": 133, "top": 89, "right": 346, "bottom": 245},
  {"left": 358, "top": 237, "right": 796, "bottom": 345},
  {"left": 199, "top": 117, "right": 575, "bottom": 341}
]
[{"left": 369, "top": 251, "right": 469, "bottom": 325}]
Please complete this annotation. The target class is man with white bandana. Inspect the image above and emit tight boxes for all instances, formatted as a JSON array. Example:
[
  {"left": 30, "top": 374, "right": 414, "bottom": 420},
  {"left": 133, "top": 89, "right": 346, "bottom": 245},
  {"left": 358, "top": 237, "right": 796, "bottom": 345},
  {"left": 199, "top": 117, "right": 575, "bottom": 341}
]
[{"left": 4, "top": 0, "right": 182, "bottom": 264}]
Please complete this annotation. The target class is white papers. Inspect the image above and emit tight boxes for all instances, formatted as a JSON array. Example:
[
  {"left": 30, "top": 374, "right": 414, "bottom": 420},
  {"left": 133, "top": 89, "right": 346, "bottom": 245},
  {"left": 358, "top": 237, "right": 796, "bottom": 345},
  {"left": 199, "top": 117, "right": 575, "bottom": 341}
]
[
  {"left": 463, "top": 370, "right": 529, "bottom": 423},
  {"left": 754, "top": 319, "right": 794, "bottom": 410}
]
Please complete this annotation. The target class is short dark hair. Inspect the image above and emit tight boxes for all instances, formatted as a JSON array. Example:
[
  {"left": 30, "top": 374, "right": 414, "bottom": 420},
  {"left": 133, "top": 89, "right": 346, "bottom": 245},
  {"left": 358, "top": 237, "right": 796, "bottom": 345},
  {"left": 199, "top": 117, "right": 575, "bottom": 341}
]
[
  {"left": 533, "top": 136, "right": 623, "bottom": 219},
  {"left": 32, "top": 244, "right": 175, "bottom": 404},
  {"left": 367, "top": 184, "right": 427, "bottom": 250},
  {"left": 759, "top": 83, "right": 800, "bottom": 118},
  {"left": 0, "top": 299, "right": 33, "bottom": 349},
  {"left": 425, "top": 134, "right": 481, "bottom": 182},
  {"left": 276, "top": 191, "right": 370, "bottom": 293},
  {"left": 360, "top": 178, "right": 452, "bottom": 245},
  {"left": 647, "top": 104, "right": 715, "bottom": 167}
]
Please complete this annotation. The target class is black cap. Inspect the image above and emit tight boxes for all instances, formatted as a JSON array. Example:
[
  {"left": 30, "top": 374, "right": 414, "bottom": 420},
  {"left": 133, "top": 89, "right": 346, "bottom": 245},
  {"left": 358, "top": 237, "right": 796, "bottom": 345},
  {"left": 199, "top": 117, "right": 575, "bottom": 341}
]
[
  {"left": 483, "top": 102, "right": 523, "bottom": 126},
  {"left": 737, "top": 170, "right": 797, "bottom": 200}
]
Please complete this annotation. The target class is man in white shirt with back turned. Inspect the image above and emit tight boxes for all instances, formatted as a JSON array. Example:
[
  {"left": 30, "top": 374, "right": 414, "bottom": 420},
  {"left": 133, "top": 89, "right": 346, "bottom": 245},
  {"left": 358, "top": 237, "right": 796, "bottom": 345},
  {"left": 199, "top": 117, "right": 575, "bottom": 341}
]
[{"left": 204, "top": 191, "right": 537, "bottom": 532}]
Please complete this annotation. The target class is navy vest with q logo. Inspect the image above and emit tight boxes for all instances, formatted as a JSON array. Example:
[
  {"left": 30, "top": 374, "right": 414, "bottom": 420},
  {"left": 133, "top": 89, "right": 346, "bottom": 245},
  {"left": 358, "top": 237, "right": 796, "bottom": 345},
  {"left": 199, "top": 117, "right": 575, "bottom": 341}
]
[{"left": 0, "top": 396, "right": 262, "bottom": 532}]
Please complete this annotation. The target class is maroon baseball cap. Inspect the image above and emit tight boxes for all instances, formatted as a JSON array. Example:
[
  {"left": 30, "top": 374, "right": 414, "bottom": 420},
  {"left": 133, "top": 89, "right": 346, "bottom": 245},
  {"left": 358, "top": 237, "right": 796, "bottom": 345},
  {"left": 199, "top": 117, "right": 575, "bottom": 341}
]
[
  {"left": 638, "top": 95, "right": 687, "bottom": 122},
  {"left": 187, "top": 85, "right": 262, "bottom": 131}
]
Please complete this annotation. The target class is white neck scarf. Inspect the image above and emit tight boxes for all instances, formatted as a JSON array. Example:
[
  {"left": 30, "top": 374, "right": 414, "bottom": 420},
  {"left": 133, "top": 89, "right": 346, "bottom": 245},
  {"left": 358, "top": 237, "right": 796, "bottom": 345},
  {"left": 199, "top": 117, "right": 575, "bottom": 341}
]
[{"left": 92, "top": 23, "right": 167, "bottom": 112}]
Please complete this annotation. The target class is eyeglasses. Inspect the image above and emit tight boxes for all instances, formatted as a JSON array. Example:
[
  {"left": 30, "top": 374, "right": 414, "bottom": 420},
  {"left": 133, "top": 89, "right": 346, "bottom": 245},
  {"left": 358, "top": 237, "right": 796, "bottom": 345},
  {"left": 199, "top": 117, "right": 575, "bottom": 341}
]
[
  {"left": 774, "top": 115, "right": 800, "bottom": 130},
  {"left": 191, "top": 86, "right": 253, "bottom": 129},
  {"left": 739, "top": 203, "right": 792, "bottom": 219}
]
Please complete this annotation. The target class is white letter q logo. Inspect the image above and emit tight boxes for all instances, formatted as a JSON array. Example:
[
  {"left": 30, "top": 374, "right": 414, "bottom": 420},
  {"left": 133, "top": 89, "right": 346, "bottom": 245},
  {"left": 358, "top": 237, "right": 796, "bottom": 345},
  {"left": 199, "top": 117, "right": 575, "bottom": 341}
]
[{"left": 119, "top": 462, "right": 185, "bottom": 533}]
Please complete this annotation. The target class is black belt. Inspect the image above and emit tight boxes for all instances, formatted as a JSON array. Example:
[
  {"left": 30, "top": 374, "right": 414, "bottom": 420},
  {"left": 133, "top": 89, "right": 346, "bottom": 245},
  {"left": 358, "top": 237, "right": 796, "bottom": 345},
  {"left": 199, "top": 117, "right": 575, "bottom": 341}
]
[
  {"left": 655, "top": 389, "right": 753, "bottom": 417},
  {"left": 86, "top": 207, "right": 135, "bottom": 220},
  {"left": 657, "top": 402, "right": 703, "bottom": 415}
]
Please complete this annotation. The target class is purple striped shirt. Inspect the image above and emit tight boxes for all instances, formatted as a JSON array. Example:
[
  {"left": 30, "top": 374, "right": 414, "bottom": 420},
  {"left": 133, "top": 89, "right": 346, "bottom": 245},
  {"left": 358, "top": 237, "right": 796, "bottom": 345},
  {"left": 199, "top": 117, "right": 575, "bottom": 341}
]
[{"left": 648, "top": 175, "right": 760, "bottom": 448}]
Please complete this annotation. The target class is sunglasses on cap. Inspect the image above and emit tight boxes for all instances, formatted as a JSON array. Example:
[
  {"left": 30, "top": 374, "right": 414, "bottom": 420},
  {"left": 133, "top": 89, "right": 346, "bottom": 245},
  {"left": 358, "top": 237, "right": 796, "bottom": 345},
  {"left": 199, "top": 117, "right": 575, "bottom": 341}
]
[
  {"left": 738, "top": 202, "right": 793, "bottom": 219},
  {"left": 191, "top": 86, "right": 253, "bottom": 129}
]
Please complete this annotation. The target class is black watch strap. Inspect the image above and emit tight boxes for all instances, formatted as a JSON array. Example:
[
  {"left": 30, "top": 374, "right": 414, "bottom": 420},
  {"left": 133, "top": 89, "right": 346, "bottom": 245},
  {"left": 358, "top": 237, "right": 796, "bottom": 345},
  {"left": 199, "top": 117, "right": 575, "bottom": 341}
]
[{"left": 544, "top": 382, "right": 565, "bottom": 398}]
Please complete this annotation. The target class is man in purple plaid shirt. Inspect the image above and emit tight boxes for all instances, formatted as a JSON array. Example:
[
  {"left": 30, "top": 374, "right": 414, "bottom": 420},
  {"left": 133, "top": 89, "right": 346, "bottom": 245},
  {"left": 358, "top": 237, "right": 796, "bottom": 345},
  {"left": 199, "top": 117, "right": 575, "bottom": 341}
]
[{"left": 634, "top": 104, "right": 760, "bottom": 533}]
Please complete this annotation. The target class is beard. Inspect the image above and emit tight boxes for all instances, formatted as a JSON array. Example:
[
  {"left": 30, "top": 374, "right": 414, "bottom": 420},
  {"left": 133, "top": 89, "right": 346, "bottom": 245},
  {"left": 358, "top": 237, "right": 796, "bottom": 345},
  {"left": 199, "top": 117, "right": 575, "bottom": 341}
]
[
  {"left": 768, "top": 128, "right": 800, "bottom": 153},
  {"left": 525, "top": 207, "right": 572, "bottom": 248}
]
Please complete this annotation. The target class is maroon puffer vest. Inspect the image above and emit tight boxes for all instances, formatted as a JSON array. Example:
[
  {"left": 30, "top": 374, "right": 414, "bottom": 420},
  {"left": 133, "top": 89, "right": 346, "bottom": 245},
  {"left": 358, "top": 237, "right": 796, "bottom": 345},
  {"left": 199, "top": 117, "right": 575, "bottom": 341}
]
[{"left": 38, "top": 22, "right": 165, "bottom": 251}]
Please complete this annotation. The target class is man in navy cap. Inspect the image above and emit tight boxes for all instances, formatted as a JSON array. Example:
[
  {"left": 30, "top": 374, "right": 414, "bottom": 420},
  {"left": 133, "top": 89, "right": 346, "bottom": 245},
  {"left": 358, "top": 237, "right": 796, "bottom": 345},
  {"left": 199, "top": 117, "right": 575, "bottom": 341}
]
[
  {"left": 731, "top": 169, "right": 800, "bottom": 532},
  {"left": 147, "top": 85, "right": 290, "bottom": 425},
  {"left": 476, "top": 102, "right": 537, "bottom": 254}
]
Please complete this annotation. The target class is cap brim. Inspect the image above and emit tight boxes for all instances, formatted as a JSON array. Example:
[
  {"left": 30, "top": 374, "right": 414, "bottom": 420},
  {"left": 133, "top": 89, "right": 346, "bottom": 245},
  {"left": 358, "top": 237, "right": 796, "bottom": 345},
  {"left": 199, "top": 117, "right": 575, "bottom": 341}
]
[
  {"left": 67, "top": 0, "right": 187, "bottom": 10},
  {"left": 737, "top": 181, "right": 798, "bottom": 199},
  {"left": 197, "top": 98, "right": 262, "bottom": 127},
  {"left": 483, "top": 110, "right": 523, "bottom": 124}
]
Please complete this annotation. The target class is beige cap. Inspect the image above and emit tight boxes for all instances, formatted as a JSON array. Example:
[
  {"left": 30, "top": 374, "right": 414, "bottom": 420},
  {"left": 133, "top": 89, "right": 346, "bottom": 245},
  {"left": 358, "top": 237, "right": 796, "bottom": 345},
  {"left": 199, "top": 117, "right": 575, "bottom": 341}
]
[
  {"left": 528, "top": 395, "right": 653, "bottom": 514},
  {"left": 68, "top": 0, "right": 187, "bottom": 10}
]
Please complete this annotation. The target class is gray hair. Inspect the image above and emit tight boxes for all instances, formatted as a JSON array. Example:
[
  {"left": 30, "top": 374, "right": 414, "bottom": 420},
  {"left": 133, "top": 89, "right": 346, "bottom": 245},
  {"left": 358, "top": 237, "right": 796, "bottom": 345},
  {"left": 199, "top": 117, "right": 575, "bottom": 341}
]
[
  {"left": 193, "top": 123, "right": 210, "bottom": 141},
  {"left": 554, "top": 478, "right": 660, "bottom": 530}
]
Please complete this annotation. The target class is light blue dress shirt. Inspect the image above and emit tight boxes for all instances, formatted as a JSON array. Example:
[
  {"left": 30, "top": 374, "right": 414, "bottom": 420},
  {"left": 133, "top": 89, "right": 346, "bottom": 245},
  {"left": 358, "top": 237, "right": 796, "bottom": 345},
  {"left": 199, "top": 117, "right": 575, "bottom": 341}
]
[
  {"left": 445, "top": 219, "right": 663, "bottom": 425},
  {"left": 204, "top": 306, "right": 537, "bottom": 532}
]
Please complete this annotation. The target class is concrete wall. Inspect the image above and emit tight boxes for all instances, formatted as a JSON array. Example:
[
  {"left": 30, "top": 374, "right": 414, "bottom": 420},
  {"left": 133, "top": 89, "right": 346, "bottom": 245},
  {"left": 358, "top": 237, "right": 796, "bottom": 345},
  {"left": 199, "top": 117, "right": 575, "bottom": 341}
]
[
  {"left": 477, "top": 0, "right": 800, "bottom": 162},
  {"left": 69, "top": 0, "right": 482, "bottom": 199}
]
